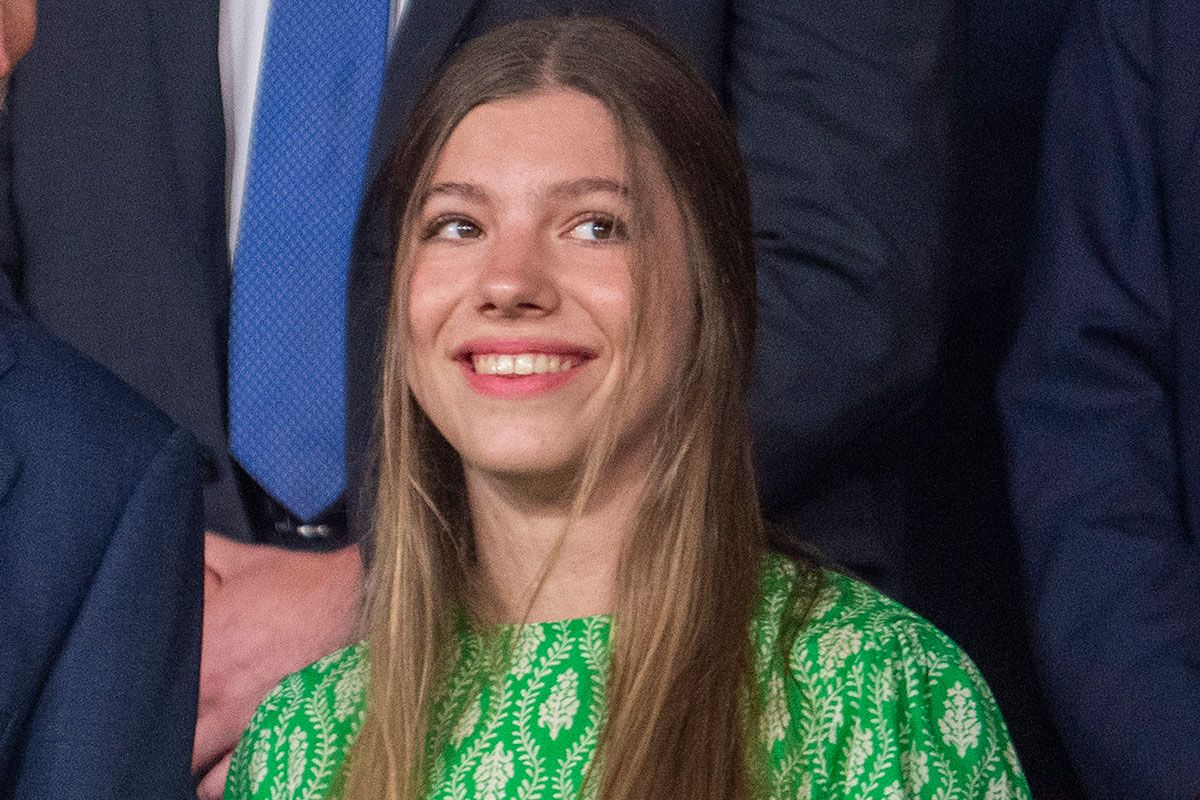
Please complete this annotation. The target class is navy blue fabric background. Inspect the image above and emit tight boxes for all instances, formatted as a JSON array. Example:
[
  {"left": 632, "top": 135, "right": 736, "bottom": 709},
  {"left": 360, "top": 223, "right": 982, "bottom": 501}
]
[{"left": 907, "top": 1, "right": 1082, "bottom": 796}]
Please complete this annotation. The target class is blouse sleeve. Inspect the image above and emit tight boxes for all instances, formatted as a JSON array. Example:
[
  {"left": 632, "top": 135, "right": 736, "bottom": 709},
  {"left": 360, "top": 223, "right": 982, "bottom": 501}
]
[{"left": 780, "top": 577, "right": 1030, "bottom": 799}]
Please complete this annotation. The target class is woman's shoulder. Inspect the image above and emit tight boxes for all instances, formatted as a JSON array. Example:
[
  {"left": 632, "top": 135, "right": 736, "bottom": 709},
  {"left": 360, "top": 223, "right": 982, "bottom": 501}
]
[
  {"left": 759, "top": 554, "right": 989, "bottom": 679},
  {"left": 756, "top": 555, "right": 1030, "bottom": 799},
  {"left": 785, "top": 566, "right": 993, "bottom": 705},
  {"left": 782, "top": 560, "right": 965, "bottom": 663},
  {"left": 224, "top": 643, "right": 368, "bottom": 799}
]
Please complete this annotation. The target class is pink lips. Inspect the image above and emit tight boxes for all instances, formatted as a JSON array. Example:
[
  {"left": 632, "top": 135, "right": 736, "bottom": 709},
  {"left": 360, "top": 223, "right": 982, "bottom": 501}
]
[{"left": 454, "top": 338, "right": 595, "bottom": 399}]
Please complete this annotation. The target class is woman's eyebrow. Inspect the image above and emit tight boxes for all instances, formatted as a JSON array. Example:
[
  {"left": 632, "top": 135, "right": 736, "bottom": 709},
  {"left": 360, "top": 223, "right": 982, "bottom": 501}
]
[
  {"left": 422, "top": 181, "right": 487, "bottom": 204},
  {"left": 421, "top": 177, "right": 629, "bottom": 206},
  {"left": 546, "top": 177, "right": 630, "bottom": 200}
]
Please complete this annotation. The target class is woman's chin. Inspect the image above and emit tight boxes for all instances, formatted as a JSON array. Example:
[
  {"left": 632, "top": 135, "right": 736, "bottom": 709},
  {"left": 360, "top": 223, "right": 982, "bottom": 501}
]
[{"left": 463, "top": 454, "right": 584, "bottom": 500}]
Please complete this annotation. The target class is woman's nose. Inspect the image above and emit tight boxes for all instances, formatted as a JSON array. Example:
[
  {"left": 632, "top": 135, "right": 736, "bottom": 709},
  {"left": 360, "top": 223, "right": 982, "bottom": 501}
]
[{"left": 475, "top": 231, "right": 560, "bottom": 318}]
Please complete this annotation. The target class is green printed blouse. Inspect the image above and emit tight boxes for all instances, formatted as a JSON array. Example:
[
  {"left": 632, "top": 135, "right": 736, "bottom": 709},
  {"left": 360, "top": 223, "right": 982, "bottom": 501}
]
[{"left": 226, "top": 556, "right": 1030, "bottom": 799}]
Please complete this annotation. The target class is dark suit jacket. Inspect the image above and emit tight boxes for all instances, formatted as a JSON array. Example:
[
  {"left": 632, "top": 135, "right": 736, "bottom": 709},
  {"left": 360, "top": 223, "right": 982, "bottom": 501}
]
[
  {"left": 998, "top": 0, "right": 1200, "bottom": 796},
  {"left": 0, "top": 292, "right": 204, "bottom": 798},
  {"left": 0, "top": 0, "right": 951, "bottom": 595}
]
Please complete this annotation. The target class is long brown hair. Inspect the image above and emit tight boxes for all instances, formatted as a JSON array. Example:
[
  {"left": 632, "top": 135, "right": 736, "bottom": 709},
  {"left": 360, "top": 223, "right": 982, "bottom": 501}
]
[{"left": 345, "top": 16, "right": 803, "bottom": 800}]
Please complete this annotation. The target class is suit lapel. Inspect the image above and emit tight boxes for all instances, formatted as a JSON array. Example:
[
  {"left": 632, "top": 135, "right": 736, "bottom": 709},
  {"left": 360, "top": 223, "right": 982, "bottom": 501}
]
[{"left": 364, "top": 0, "right": 482, "bottom": 184}]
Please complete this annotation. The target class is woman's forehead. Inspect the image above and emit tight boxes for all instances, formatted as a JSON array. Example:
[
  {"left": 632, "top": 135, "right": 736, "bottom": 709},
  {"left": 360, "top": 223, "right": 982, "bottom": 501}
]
[{"left": 431, "top": 90, "right": 627, "bottom": 186}]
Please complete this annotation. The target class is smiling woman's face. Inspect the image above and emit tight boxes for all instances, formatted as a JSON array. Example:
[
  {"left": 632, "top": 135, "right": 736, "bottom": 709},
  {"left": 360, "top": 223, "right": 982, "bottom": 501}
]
[{"left": 404, "top": 88, "right": 692, "bottom": 487}]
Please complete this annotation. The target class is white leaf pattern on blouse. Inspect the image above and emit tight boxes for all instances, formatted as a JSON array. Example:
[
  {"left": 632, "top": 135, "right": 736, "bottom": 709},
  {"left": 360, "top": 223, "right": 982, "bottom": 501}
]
[
  {"left": 939, "top": 682, "right": 982, "bottom": 758},
  {"left": 474, "top": 742, "right": 516, "bottom": 800},
  {"left": 537, "top": 669, "right": 580, "bottom": 740},
  {"left": 286, "top": 729, "right": 308, "bottom": 794},
  {"left": 454, "top": 695, "right": 483, "bottom": 747},
  {"left": 333, "top": 666, "right": 364, "bottom": 722},
  {"left": 986, "top": 775, "right": 1019, "bottom": 800},
  {"left": 761, "top": 672, "right": 791, "bottom": 746},
  {"left": 841, "top": 720, "right": 874, "bottom": 788},
  {"left": 817, "top": 625, "right": 864, "bottom": 678},
  {"left": 512, "top": 627, "right": 546, "bottom": 678},
  {"left": 903, "top": 749, "right": 930, "bottom": 792},
  {"left": 249, "top": 738, "right": 269, "bottom": 794}
]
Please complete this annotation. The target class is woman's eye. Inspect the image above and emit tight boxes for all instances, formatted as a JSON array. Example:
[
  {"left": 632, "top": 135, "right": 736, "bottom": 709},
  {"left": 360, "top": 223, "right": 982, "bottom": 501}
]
[
  {"left": 426, "top": 218, "right": 481, "bottom": 240},
  {"left": 569, "top": 215, "right": 626, "bottom": 242}
]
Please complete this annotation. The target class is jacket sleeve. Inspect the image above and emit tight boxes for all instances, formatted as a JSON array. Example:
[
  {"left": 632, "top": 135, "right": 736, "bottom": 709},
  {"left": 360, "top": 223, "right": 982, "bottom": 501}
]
[
  {"left": 11, "top": 427, "right": 204, "bottom": 800},
  {"left": 997, "top": 2, "right": 1200, "bottom": 797},
  {"left": 726, "top": 0, "right": 954, "bottom": 509}
]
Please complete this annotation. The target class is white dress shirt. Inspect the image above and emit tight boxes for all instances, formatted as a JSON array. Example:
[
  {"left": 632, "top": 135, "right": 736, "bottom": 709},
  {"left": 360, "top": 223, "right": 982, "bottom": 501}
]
[{"left": 218, "top": 0, "right": 408, "bottom": 255}]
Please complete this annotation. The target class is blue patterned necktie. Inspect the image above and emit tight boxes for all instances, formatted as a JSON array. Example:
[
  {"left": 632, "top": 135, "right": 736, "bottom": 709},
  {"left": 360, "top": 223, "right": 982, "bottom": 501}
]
[{"left": 229, "top": 0, "right": 389, "bottom": 521}]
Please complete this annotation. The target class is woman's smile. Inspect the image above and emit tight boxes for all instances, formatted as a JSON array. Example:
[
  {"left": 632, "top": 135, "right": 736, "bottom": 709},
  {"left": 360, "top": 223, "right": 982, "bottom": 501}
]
[{"left": 454, "top": 337, "right": 597, "bottom": 398}]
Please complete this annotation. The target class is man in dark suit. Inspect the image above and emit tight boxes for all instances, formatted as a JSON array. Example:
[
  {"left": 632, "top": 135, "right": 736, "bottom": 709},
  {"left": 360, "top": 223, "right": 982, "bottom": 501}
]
[
  {"left": 0, "top": 287, "right": 204, "bottom": 799},
  {"left": 0, "top": 1, "right": 952, "bottom": 793},
  {"left": 1, "top": 18, "right": 204, "bottom": 780},
  {"left": 1, "top": 7, "right": 202, "bottom": 796},
  {"left": 998, "top": 0, "right": 1200, "bottom": 796}
]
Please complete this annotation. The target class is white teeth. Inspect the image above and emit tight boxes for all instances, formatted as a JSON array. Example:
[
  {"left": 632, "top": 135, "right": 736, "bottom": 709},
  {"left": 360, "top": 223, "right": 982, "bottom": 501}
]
[{"left": 471, "top": 353, "right": 578, "bottom": 375}]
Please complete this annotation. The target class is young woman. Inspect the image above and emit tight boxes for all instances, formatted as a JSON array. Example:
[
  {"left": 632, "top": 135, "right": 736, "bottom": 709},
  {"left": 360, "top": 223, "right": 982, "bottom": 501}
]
[{"left": 226, "top": 17, "right": 1028, "bottom": 800}]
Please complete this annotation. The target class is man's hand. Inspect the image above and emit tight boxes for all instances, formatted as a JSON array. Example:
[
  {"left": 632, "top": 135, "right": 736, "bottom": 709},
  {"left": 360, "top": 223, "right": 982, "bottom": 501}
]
[{"left": 193, "top": 532, "right": 363, "bottom": 800}]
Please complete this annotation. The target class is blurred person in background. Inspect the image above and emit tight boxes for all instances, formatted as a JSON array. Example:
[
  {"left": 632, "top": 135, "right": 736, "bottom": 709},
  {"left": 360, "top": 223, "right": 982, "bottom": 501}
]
[{"left": 998, "top": 0, "right": 1200, "bottom": 796}]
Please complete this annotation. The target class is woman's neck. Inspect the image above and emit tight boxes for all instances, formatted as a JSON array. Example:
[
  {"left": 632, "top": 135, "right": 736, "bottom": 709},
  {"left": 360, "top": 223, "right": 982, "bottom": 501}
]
[{"left": 465, "top": 467, "right": 642, "bottom": 624}]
